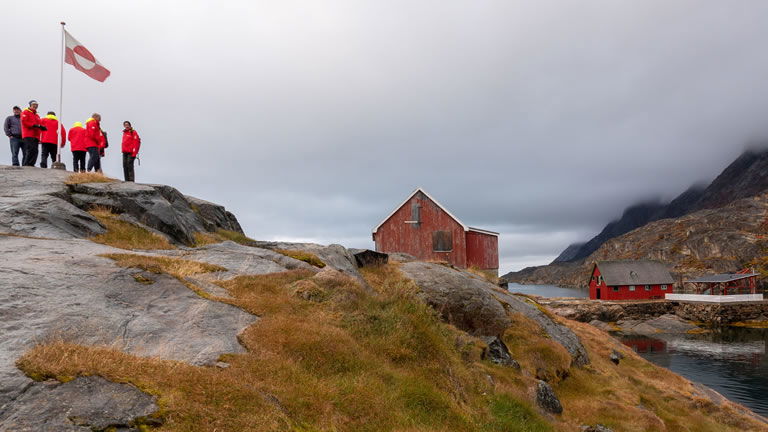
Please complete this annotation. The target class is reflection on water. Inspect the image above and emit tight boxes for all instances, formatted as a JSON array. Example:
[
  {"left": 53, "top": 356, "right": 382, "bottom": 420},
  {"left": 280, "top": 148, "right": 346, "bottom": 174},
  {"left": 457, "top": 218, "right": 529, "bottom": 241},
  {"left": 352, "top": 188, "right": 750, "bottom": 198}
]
[
  {"left": 619, "top": 328, "right": 768, "bottom": 417},
  {"left": 507, "top": 283, "right": 588, "bottom": 298}
]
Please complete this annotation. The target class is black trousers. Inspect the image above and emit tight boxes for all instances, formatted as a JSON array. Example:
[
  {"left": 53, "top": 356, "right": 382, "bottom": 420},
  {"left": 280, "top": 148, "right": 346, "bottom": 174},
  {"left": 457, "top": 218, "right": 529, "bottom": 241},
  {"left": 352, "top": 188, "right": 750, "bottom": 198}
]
[
  {"left": 72, "top": 151, "right": 87, "bottom": 172},
  {"left": 40, "top": 143, "right": 58, "bottom": 168},
  {"left": 86, "top": 147, "right": 101, "bottom": 172},
  {"left": 21, "top": 137, "right": 38, "bottom": 166},
  {"left": 122, "top": 152, "right": 136, "bottom": 182}
]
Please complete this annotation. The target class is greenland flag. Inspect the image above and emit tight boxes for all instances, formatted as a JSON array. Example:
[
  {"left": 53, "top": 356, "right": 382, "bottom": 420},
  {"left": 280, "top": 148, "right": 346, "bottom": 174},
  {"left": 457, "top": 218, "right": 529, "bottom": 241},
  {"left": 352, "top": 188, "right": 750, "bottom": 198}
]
[{"left": 64, "top": 30, "right": 111, "bottom": 82}]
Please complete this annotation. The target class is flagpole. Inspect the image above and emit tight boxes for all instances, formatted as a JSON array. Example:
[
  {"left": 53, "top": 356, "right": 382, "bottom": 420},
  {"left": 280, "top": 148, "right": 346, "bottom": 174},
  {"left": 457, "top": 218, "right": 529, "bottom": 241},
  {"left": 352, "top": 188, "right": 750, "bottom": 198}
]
[{"left": 54, "top": 22, "right": 66, "bottom": 167}]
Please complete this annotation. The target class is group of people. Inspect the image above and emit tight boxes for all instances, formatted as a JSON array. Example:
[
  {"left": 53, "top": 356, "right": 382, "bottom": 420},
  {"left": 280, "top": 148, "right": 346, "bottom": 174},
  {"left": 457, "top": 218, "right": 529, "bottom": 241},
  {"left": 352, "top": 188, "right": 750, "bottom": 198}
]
[{"left": 4, "top": 100, "right": 142, "bottom": 182}]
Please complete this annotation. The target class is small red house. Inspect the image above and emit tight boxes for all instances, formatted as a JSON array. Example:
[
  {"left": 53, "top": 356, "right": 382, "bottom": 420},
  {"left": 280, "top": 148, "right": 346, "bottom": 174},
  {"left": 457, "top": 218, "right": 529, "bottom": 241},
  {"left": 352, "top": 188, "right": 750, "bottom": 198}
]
[
  {"left": 372, "top": 188, "right": 499, "bottom": 276},
  {"left": 589, "top": 260, "right": 674, "bottom": 300}
]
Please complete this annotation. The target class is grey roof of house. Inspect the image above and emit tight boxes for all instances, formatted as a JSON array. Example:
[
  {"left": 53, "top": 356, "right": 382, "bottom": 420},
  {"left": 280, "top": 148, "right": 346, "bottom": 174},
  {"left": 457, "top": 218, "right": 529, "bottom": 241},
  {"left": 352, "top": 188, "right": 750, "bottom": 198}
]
[
  {"left": 596, "top": 260, "right": 675, "bottom": 286},
  {"left": 686, "top": 273, "right": 760, "bottom": 283}
]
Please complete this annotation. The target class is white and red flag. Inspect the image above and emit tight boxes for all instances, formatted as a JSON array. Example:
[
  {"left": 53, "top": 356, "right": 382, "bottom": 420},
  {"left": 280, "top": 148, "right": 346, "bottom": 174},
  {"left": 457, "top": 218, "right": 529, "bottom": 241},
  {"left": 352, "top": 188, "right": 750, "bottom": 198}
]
[{"left": 64, "top": 30, "right": 110, "bottom": 82}]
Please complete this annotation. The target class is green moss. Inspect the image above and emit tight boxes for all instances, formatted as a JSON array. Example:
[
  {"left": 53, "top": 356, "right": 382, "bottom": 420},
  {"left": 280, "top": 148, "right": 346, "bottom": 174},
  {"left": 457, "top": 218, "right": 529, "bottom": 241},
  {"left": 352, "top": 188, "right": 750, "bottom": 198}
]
[{"left": 483, "top": 394, "right": 553, "bottom": 432}]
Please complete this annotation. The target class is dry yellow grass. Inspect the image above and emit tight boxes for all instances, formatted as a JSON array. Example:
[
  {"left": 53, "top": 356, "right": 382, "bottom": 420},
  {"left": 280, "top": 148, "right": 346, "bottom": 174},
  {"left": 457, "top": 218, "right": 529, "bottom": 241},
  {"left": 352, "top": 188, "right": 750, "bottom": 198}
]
[
  {"left": 467, "top": 266, "right": 499, "bottom": 284},
  {"left": 65, "top": 172, "right": 117, "bottom": 184},
  {"left": 15, "top": 261, "right": 767, "bottom": 432},
  {"left": 101, "top": 253, "right": 225, "bottom": 279},
  {"left": 275, "top": 249, "right": 326, "bottom": 268},
  {"left": 89, "top": 208, "right": 175, "bottom": 250},
  {"left": 216, "top": 229, "right": 258, "bottom": 246},
  {"left": 192, "top": 231, "right": 223, "bottom": 246}
]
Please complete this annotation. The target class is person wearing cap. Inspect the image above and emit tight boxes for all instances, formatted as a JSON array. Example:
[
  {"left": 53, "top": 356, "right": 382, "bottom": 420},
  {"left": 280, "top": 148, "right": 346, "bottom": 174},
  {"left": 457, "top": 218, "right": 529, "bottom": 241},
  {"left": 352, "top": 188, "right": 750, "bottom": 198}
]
[
  {"left": 121, "top": 121, "right": 141, "bottom": 182},
  {"left": 39, "top": 111, "right": 66, "bottom": 169},
  {"left": 68, "top": 122, "right": 87, "bottom": 172},
  {"left": 20, "top": 100, "right": 46, "bottom": 166},
  {"left": 85, "top": 113, "right": 103, "bottom": 172},
  {"left": 4, "top": 106, "right": 23, "bottom": 166}
]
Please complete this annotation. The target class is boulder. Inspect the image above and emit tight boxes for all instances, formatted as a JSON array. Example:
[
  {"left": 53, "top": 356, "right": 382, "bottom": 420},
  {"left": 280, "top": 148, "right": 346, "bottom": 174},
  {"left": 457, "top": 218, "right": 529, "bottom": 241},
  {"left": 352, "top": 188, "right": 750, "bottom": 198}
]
[
  {"left": 581, "top": 425, "right": 614, "bottom": 432},
  {"left": 0, "top": 376, "right": 159, "bottom": 431},
  {"left": 68, "top": 182, "right": 207, "bottom": 245},
  {"left": 0, "top": 196, "right": 105, "bottom": 239},
  {"left": 399, "top": 262, "right": 510, "bottom": 336},
  {"left": 252, "top": 241, "right": 366, "bottom": 286},
  {"left": 535, "top": 380, "right": 563, "bottom": 414},
  {"left": 481, "top": 336, "right": 520, "bottom": 369},
  {"left": 185, "top": 195, "right": 243, "bottom": 233},
  {"left": 493, "top": 291, "right": 590, "bottom": 367},
  {"left": 609, "top": 349, "right": 624, "bottom": 365}
]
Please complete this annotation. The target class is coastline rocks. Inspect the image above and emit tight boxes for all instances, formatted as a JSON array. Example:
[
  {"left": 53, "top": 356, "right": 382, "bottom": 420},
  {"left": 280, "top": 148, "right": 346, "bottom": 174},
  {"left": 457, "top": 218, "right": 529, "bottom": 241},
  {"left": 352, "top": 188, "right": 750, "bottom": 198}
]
[{"left": 0, "top": 377, "right": 159, "bottom": 431}]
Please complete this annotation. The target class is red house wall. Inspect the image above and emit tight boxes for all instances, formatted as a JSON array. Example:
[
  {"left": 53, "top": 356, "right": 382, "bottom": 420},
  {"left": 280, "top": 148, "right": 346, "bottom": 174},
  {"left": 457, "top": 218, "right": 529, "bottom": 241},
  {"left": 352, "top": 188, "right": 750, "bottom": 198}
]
[
  {"left": 589, "top": 266, "right": 604, "bottom": 299},
  {"left": 589, "top": 265, "right": 672, "bottom": 300},
  {"left": 374, "top": 192, "right": 467, "bottom": 267},
  {"left": 466, "top": 230, "right": 499, "bottom": 271}
]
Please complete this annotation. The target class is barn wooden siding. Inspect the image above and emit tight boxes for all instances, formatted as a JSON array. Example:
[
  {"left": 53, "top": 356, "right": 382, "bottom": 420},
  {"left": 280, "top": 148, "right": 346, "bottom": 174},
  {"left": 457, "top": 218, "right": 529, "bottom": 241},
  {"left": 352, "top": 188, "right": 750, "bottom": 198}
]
[
  {"left": 466, "top": 230, "right": 499, "bottom": 271},
  {"left": 374, "top": 191, "right": 468, "bottom": 267}
]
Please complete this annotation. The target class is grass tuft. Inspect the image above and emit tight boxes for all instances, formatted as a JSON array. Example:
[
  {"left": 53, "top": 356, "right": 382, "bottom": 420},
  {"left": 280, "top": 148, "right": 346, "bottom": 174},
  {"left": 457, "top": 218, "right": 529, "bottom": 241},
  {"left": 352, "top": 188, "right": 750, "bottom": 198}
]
[
  {"left": 216, "top": 229, "right": 258, "bottom": 246},
  {"left": 276, "top": 249, "right": 326, "bottom": 268},
  {"left": 89, "top": 208, "right": 175, "bottom": 250},
  {"left": 65, "top": 172, "right": 117, "bottom": 184}
]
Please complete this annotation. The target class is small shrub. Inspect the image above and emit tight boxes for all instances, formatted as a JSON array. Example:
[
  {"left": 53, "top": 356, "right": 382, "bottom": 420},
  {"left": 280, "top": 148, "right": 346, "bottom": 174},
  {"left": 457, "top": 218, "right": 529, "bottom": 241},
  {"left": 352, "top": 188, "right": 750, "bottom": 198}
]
[
  {"left": 276, "top": 249, "right": 326, "bottom": 268},
  {"left": 65, "top": 172, "right": 117, "bottom": 184}
]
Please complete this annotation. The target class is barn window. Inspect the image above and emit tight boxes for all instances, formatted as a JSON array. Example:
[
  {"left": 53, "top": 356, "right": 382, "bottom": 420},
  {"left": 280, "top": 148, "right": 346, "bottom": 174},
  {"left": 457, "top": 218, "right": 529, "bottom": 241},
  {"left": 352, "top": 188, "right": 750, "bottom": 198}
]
[
  {"left": 629, "top": 285, "right": 636, "bottom": 291},
  {"left": 612, "top": 286, "right": 619, "bottom": 292},
  {"left": 644, "top": 285, "right": 651, "bottom": 291},
  {"left": 661, "top": 284, "right": 668, "bottom": 290},
  {"left": 432, "top": 231, "right": 452, "bottom": 252},
  {"left": 410, "top": 202, "right": 421, "bottom": 223}
]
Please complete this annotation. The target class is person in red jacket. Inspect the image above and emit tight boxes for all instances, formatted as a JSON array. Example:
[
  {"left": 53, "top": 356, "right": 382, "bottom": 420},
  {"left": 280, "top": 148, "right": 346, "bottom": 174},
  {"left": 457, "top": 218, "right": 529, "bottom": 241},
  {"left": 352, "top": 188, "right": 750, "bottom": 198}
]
[
  {"left": 68, "top": 122, "right": 87, "bottom": 172},
  {"left": 121, "top": 121, "right": 141, "bottom": 182},
  {"left": 39, "top": 111, "right": 66, "bottom": 169},
  {"left": 20, "top": 100, "right": 46, "bottom": 166},
  {"left": 85, "top": 113, "right": 103, "bottom": 173}
]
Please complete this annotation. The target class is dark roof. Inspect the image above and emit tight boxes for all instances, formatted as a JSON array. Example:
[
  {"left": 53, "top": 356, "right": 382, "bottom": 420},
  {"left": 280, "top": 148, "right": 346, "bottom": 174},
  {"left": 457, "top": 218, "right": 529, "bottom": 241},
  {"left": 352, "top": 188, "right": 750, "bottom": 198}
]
[
  {"left": 595, "top": 260, "right": 675, "bottom": 286},
  {"left": 686, "top": 273, "right": 759, "bottom": 283}
]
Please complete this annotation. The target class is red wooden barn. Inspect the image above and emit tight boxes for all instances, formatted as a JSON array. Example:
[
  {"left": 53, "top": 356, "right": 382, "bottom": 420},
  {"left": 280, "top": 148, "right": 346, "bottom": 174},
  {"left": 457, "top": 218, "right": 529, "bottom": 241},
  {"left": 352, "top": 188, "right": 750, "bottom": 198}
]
[
  {"left": 372, "top": 188, "right": 499, "bottom": 276},
  {"left": 589, "top": 260, "right": 674, "bottom": 300}
]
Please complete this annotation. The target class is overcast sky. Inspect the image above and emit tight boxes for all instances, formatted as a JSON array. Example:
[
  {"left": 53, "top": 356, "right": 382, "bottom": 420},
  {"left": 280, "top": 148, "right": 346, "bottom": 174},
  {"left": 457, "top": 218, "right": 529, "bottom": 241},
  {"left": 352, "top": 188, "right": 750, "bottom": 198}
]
[{"left": 5, "top": 1, "right": 768, "bottom": 273}]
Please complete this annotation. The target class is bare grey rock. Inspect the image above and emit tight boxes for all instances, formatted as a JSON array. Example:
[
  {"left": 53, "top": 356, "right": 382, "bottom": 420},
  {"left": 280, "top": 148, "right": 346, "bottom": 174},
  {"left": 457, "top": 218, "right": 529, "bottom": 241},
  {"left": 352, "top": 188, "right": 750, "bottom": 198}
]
[
  {"left": 616, "top": 314, "right": 697, "bottom": 335},
  {"left": 481, "top": 336, "right": 520, "bottom": 369},
  {"left": 0, "top": 376, "right": 158, "bottom": 431},
  {"left": 581, "top": 425, "right": 614, "bottom": 432},
  {"left": 609, "top": 349, "right": 624, "bottom": 365},
  {"left": 535, "top": 380, "right": 563, "bottom": 414},
  {"left": 185, "top": 195, "right": 243, "bottom": 233},
  {"left": 492, "top": 291, "right": 590, "bottom": 367},
  {"left": 252, "top": 241, "right": 366, "bottom": 286},
  {"left": 399, "top": 262, "right": 510, "bottom": 336},
  {"left": 68, "top": 182, "right": 206, "bottom": 246},
  {"left": 0, "top": 195, "right": 105, "bottom": 239},
  {"left": 0, "top": 236, "right": 256, "bottom": 416}
]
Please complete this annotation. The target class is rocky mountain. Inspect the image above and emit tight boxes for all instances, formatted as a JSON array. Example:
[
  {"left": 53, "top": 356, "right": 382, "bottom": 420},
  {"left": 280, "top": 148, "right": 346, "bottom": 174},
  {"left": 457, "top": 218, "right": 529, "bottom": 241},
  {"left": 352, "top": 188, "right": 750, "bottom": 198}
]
[
  {"left": 551, "top": 146, "right": 768, "bottom": 264},
  {"left": 506, "top": 192, "right": 768, "bottom": 287},
  {"left": 1, "top": 166, "right": 764, "bottom": 431}
]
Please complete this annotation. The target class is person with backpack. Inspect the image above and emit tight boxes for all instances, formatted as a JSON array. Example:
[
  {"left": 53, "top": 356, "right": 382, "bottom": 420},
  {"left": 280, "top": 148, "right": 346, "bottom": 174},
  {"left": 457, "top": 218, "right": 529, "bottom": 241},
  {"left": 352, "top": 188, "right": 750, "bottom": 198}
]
[
  {"left": 84, "top": 113, "right": 103, "bottom": 172},
  {"left": 39, "top": 112, "right": 66, "bottom": 168},
  {"left": 121, "top": 121, "right": 141, "bottom": 182},
  {"left": 68, "top": 122, "right": 87, "bottom": 172}
]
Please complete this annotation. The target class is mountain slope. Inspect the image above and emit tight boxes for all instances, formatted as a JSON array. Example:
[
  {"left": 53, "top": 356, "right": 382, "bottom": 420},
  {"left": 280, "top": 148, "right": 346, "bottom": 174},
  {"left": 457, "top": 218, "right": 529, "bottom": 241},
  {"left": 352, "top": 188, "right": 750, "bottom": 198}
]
[{"left": 552, "top": 147, "right": 768, "bottom": 264}]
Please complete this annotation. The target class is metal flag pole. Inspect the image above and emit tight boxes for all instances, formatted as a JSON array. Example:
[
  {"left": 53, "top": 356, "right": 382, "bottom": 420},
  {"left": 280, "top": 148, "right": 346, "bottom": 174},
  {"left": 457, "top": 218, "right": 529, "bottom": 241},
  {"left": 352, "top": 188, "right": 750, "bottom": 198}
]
[{"left": 52, "top": 21, "right": 67, "bottom": 170}]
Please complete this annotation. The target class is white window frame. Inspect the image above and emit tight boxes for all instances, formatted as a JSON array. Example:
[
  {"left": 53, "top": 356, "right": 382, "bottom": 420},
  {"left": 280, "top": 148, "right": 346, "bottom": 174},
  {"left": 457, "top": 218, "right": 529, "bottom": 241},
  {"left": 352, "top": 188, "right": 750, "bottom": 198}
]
[
  {"left": 644, "top": 285, "right": 651, "bottom": 291},
  {"left": 629, "top": 285, "right": 636, "bottom": 291},
  {"left": 661, "top": 284, "right": 668, "bottom": 290}
]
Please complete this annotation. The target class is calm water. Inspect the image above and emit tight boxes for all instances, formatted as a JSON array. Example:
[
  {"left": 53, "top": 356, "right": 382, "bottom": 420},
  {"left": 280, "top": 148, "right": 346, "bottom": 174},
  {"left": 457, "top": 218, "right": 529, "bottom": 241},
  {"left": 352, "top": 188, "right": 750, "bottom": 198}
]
[
  {"left": 619, "top": 328, "right": 768, "bottom": 417},
  {"left": 507, "top": 283, "right": 589, "bottom": 298}
]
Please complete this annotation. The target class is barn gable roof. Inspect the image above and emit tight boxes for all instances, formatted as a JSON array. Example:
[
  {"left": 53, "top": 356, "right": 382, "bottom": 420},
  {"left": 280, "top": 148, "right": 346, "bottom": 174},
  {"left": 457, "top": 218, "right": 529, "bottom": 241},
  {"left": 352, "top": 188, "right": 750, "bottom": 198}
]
[
  {"left": 372, "top": 187, "right": 498, "bottom": 236},
  {"left": 594, "top": 260, "right": 674, "bottom": 286}
]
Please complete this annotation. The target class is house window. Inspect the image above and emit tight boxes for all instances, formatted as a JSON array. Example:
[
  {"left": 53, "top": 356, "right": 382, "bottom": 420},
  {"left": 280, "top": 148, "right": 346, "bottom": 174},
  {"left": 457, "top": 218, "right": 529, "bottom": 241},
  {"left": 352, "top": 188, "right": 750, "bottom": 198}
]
[
  {"left": 629, "top": 285, "right": 636, "bottom": 291},
  {"left": 612, "top": 286, "right": 619, "bottom": 292},
  {"left": 644, "top": 285, "right": 651, "bottom": 291},
  {"left": 432, "top": 231, "right": 452, "bottom": 252},
  {"left": 597, "top": 276, "right": 603, "bottom": 285},
  {"left": 661, "top": 284, "right": 668, "bottom": 290}
]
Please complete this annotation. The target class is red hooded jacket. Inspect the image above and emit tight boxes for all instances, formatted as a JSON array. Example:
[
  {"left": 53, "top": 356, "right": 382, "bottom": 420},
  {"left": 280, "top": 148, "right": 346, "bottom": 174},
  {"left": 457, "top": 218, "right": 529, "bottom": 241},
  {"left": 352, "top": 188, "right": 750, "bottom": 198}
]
[
  {"left": 84, "top": 117, "right": 103, "bottom": 149},
  {"left": 121, "top": 129, "right": 141, "bottom": 157},
  {"left": 68, "top": 123, "right": 88, "bottom": 152},
  {"left": 40, "top": 115, "right": 66, "bottom": 146},
  {"left": 20, "top": 108, "right": 42, "bottom": 139}
]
